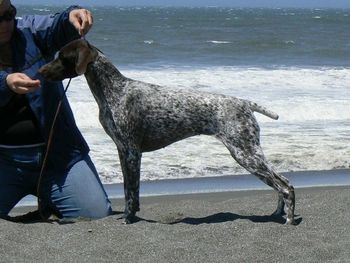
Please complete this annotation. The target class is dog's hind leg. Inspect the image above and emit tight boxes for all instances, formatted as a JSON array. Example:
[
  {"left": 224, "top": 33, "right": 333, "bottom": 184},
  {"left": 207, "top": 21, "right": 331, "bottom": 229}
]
[
  {"left": 118, "top": 147, "right": 142, "bottom": 224},
  {"left": 227, "top": 143, "right": 295, "bottom": 224},
  {"left": 217, "top": 128, "right": 295, "bottom": 225},
  {"left": 273, "top": 192, "right": 286, "bottom": 216}
]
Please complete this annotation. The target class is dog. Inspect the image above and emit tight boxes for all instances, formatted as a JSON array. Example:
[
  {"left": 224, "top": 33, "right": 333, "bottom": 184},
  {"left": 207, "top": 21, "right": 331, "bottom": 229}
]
[{"left": 39, "top": 39, "right": 296, "bottom": 225}]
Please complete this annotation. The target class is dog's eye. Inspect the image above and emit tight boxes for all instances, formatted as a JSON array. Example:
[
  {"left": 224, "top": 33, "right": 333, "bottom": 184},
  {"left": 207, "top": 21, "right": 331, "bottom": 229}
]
[
  {"left": 57, "top": 52, "right": 68, "bottom": 62},
  {"left": 57, "top": 52, "right": 72, "bottom": 66}
]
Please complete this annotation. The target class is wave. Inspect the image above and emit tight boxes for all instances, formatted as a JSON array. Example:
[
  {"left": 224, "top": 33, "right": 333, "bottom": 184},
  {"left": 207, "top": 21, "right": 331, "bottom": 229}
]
[
  {"left": 32, "top": 8, "right": 51, "bottom": 12},
  {"left": 65, "top": 66, "right": 350, "bottom": 183},
  {"left": 67, "top": 67, "right": 350, "bottom": 127},
  {"left": 206, "top": 40, "right": 232, "bottom": 44}
]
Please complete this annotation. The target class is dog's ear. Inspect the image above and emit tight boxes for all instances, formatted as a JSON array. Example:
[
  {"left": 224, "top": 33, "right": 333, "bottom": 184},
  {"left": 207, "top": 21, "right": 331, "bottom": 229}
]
[{"left": 75, "top": 47, "right": 97, "bottom": 75}]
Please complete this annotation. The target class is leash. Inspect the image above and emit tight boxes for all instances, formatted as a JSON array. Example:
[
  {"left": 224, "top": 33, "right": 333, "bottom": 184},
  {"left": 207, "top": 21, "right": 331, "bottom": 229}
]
[
  {"left": 36, "top": 78, "right": 72, "bottom": 219},
  {"left": 36, "top": 34, "right": 88, "bottom": 219}
]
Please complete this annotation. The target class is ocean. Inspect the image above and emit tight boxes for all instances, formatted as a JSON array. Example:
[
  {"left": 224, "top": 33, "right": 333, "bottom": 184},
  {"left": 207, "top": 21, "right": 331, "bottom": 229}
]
[{"left": 17, "top": 6, "right": 350, "bottom": 184}]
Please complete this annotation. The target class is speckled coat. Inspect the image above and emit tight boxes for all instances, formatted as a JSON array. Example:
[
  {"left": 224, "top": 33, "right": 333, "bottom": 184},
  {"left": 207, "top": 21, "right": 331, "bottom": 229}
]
[{"left": 39, "top": 39, "right": 296, "bottom": 225}]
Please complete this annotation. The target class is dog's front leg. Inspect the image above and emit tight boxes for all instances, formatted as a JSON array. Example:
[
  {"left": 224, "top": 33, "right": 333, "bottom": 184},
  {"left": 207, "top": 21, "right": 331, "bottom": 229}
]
[{"left": 118, "top": 147, "right": 142, "bottom": 224}]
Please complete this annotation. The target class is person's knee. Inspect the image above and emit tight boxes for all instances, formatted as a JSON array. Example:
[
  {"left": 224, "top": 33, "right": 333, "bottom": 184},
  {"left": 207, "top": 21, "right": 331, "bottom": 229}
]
[
  {"left": 88, "top": 200, "right": 112, "bottom": 219},
  {"left": 76, "top": 190, "right": 112, "bottom": 219},
  {"left": 55, "top": 196, "right": 112, "bottom": 219},
  {"left": 49, "top": 158, "right": 112, "bottom": 219}
]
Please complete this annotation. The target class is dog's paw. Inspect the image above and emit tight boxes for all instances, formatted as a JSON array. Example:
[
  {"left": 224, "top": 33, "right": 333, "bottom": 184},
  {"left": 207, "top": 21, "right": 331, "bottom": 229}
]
[
  {"left": 122, "top": 216, "right": 134, "bottom": 225},
  {"left": 122, "top": 213, "right": 137, "bottom": 224},
  {"left": 285, "top": 218, "right": 297, "bottom": 225}
]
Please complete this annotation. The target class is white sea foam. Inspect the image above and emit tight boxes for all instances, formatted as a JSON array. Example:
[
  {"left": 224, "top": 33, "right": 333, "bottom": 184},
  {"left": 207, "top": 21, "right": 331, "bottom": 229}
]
[
  {"left": 32, "top": 8, "right": 50, "bottom": 12},
  {"left": 66, "top": 67, "right": 350, "bottom": 183},
  {"left": 206, "top": 40, "right": 231, "bottom": 44}
]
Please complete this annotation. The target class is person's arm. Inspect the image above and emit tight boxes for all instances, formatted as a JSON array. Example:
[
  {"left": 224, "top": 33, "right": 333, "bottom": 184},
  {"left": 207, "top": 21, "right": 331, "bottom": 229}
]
[
  {"left": 18, "top": 5, "right": 86, "bottom": 58},
  {"left": 0, "top": 71, "right": 41, "bottom": 106},
  {"left": 36, "top": 5, "right": 82, "bottom": 57},
  {"left": 0, "top": 71, "right": 12, "bottom": 106}
]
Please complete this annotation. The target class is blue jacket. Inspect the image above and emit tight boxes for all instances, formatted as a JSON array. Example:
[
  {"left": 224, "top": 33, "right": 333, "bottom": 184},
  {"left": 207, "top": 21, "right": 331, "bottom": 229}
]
[{"left": 0, "top": 6, "right": 89, "bottom": 171}]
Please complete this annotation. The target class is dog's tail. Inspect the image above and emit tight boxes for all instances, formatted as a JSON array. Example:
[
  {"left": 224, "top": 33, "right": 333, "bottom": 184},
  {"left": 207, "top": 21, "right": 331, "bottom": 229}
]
[{"left": 247, "top": 101, "right": 279, "bottom": 120}]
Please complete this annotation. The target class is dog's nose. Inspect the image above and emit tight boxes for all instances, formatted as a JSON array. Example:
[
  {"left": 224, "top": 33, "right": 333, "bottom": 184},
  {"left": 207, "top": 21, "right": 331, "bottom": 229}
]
[
  {"left": 37, "top": 66, "right": 46, "bottom": 76},
  {"left": 38, "top": 65, "right": 53, "bottom": 80},
  {"left": 38, "top": 65, "right": 57, "bottom": 81}
]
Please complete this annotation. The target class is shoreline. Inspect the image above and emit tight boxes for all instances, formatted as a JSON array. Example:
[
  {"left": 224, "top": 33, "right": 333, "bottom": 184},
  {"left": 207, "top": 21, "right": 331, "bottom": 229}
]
[
  {"left": 16, "top": 168, "right": 350, "bottom": 207},
  {"left": 11, "top": 184, "right": 350, "bottom": 216}
]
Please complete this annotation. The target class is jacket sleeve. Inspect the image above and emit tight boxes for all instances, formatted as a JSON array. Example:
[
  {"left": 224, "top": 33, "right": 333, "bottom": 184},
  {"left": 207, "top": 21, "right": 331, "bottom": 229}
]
[
  {"left": 20, "top": 5, "right": 82, "bottom": 58},
  {"left": 0, "top": 71, "right": 13, "bottom": 106}
]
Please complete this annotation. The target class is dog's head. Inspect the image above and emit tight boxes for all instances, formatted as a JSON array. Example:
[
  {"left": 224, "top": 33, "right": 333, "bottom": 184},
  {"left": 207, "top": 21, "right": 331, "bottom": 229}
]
[{"left": 38, "top": 39, "right": 98, "bottom": 81}]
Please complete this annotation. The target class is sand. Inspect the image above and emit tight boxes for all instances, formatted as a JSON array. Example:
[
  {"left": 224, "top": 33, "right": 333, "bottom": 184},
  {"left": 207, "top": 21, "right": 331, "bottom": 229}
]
[{"left": 1, "top": 186, "right": 350, "bottom": 262}]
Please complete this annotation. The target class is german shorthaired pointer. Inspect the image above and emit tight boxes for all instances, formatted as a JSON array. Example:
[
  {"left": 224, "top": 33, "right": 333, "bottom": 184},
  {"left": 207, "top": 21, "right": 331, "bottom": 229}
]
[{"left": 39, "top": 39, "right": 296, "bottom": 225}]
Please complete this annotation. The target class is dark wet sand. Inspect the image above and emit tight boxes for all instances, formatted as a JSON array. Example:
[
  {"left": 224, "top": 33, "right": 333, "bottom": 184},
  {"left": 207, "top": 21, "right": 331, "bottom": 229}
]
[{"left": 1, "top": 186, "right": 350, "bottom": 262}]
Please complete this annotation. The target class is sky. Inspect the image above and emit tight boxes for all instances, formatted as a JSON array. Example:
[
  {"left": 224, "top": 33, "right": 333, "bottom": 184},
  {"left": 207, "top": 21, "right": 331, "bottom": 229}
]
[{"left": 10, "top": 0, "right": 350, "bottom": 8}]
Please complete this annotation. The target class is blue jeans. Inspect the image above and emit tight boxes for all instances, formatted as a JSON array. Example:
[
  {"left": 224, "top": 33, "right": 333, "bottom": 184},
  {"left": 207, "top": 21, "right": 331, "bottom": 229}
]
[{"left": 0, "top": 144, "right": 112, "bottom": 219}]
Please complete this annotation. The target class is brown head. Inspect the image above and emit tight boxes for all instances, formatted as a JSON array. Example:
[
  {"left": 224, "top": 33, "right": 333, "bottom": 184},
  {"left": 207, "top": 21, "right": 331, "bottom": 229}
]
[
  {"left": 0, "top": 0, "right": 16, "bottom": 45},
  {"left": 38, "top": 39, "right": 98, "bottom": 81}
]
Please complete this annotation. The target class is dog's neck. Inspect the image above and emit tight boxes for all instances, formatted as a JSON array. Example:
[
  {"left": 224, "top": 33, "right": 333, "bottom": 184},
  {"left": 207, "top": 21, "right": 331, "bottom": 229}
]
[{"left": 85, "top": 52, "right": 127, "bottom": 105}]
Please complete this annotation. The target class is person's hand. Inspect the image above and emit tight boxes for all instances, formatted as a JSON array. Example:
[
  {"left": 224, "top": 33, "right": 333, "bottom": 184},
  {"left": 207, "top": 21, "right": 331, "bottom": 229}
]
[
  {"left": 69, "top": 8, "right": 93, "bottom": 37},
  {"left": 6, "top": 73, "right": 41, "bottom": 94}
]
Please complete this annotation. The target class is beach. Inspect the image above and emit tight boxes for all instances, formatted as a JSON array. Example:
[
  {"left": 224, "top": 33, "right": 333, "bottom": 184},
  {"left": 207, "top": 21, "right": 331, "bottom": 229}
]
[
  {"left": 4, "top": 6, "right": 350, "bottom": 262},
  {"left": 2, "top": 185, "right": 349, "bottom": 262}
]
